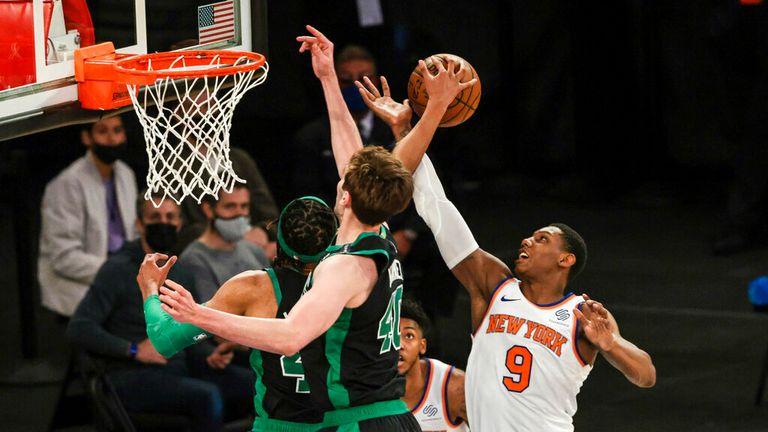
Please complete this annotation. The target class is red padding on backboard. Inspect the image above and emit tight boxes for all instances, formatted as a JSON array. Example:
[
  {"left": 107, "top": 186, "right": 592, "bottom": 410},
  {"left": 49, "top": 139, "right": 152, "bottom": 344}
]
[
  {"left": 63, "top": 0, "right": 94, "bottom": 47},
  {"left": 0, "top": 1, "right": 53, "bottom": 90}
]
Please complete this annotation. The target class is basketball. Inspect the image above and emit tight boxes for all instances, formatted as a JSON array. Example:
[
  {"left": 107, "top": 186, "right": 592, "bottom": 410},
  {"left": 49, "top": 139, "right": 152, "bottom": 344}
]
[{"left": 407, "top": 53, "right": 481, "bottom": 127}]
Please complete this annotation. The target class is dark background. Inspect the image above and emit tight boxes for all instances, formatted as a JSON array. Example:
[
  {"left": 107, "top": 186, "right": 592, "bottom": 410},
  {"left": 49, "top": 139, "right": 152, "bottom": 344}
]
[
  {"left": 3, "top": 0, "right": 763, "bottom": 209},
  {"left": 3, "top": 0, "right": 768, "bottom": 430}
]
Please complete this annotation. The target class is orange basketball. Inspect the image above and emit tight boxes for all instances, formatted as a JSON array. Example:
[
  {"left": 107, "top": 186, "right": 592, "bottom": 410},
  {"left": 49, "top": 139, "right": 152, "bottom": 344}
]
[{"left": 407, "top": 53, "right": 481, "bottom": 127}]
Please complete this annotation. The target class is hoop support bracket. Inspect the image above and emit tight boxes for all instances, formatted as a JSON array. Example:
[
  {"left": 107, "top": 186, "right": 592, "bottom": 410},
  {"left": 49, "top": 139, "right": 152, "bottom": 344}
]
[{"left": 74, "top": 42, "right": 138, "bottom": 110}]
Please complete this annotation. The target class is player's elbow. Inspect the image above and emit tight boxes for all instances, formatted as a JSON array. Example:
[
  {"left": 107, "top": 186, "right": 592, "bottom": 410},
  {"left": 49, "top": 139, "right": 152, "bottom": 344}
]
[
  {"left": 632, "top": 355, "right": 656, "bottom": 388},
  {"left": 278, "top": 328, "right": 307, "bottom": 357},
  {"left": 279, "top": 340, "right": 303, "bottom": 358},
  {"left": 636, "top": 363, "right": 657, "bottom": 388}
]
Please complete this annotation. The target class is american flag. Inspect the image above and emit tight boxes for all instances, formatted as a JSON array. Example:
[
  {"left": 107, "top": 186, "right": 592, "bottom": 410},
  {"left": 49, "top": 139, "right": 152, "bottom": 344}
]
[{"left": 197, "top": 0, "right": 236, "bottom": 45}]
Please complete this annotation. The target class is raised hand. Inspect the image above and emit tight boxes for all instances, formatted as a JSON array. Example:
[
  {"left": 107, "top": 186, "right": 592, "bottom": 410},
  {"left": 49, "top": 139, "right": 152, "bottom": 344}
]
[
  {"left": 419, "top": 57, "right": 477, "bottom": 110},
  {"left": 296, "top": 24, "right": 335, "bottom": 80},
  {"left": 137, "top": 253, "right": 177, "bottom": 299},
  {"left": 573, "top": 294, "right": 617, "bottom": 352},
  {"left": 159, "top": 279, "right": 201, "bottom": 325},
  {"left": 356, "top": 76, "right": 413, "bottom": 131}
]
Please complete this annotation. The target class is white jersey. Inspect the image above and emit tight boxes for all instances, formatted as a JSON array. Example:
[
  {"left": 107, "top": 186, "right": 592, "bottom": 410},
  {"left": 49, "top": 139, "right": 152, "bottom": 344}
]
[
  {"left": 466, "top": 277, "right": 592, "bottom": 432},
  {"left": 411, "top": 358, "right": 470, "bottom": 432}
]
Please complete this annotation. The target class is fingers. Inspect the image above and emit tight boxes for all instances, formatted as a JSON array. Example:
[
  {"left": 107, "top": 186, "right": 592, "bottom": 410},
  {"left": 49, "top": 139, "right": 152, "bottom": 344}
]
[
  {"left": 363, "top": 76, "right": 381, "bottom": 98},
  {"left": 159, "top": 285, "right": 176, "bottom": 297},
  {"left": 143, "top": 253, "right": 168, "bottom": 263},
  {"left": 160, "top": 302, "right": 176, "bottom": 316},
  {"left": 160, "top": 255, "right": 177, "bottom": 270},
  {"left": 458, "top": 78, "right": 478, "bottom": 90},
  {"left": 159, "top": 293, "right": 179, "bottom": 310},
  {"left": 417, "top": 60, "right": 428, "bottom": 76},
  {"left": 380, "top": 76, "right": 390, "bottom": 96},
  {"left": 164, "top": 279, "right": 187, "bottom": 296},
  {"left": 305, "top": 25, "right": 330, "bottom": 45},
  {"left": 297, "top": 39, "right": 315, "bottom": 53},
  {"left": 577, "top": 301, "right": 594, "bottom": 321},
  {"left": 434, "top": 57, "right": 448, "bottom": 74},
  {"left": 357, "top": 86, "right": 377, "bottom": 109},
  {"left": 456, "top": 60, "right": 469, "bottom": 80},
  {"left": 402, "top": 99, "right": 411, "bottom": 110},
  {"left": 573, "top": 306, "right": 588, "bottom": 325}
]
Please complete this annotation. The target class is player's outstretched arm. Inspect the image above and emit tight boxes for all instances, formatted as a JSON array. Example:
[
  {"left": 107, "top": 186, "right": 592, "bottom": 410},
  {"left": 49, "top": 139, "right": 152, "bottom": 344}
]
[
  {"left": 137, "top": 254, "right": 275, "bottom": 357},
  {"left": 157, "top": 254, "right": 375, "bottom": 357},
  {"left": 574, "top": 295, "right": 656, "bottom": 388},
  {"left": 297, "top": 25, "right": 362, "bottom": 178},
  {"left": 410, "top": 154, "right": 512, "bottom": 329}
]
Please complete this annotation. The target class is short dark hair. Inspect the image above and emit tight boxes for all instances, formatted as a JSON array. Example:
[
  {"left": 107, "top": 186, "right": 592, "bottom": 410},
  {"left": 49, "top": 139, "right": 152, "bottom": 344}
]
[
  {"left": 199, "top": 183, "right": 250, "bottom": 208},
  {"left": 400, "top": 297, "right": 431, "bottom": 339},
  {"left": 335, "top": 44, "right": 376, "bottom": 70},
  {"left": 549, "top": 222, "right": 587, "bottom": 281},
  {"left": 343, "top": 146, "right": 413, "bottom": 226},
  {"left": 136, "top": 188, "right": 179, "bottom": 219},
  {"left": 275, "top": 197, "right": 338, "bottom": 265}
]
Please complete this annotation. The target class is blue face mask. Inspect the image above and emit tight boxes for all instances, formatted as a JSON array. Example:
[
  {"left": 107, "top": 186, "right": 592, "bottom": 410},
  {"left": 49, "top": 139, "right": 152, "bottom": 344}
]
[{"left": 341, "top": 85, "right": 368, "bottom": 114}]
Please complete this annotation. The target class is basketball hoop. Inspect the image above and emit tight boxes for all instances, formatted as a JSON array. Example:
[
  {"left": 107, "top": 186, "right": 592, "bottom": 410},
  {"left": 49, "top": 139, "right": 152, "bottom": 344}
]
[{"left": 75, "top": 42, "right": 268, "bottom": 206}]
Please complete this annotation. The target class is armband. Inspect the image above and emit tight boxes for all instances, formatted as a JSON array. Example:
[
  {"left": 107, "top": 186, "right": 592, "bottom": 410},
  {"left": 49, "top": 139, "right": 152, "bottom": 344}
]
[{"left": 144, "top": 295, "right": 211, "bottom": 358}]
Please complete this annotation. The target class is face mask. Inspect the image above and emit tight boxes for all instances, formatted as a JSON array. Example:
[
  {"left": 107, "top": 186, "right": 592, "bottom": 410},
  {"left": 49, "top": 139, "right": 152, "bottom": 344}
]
[
  {"left": 214, "top": 215, "right": 251, "bottom": 243},
  {"left": 91, "top": 142, "right": 127, "bottom": 164},
  {"left": 144, "top": 223, "right": 178, "bottom": 253},
  {"left": 341, "top": 85, "right": 368, "bottom": 113}
]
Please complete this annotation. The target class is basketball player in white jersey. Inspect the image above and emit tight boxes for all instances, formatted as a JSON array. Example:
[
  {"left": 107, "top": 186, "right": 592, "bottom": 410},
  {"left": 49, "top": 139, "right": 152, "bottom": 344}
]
[
  {"left": 355, "top": 77, "right": 656, "bottom": 432},
  {"left": 399, "top": 298, "right": 469, "bottom": 432}
]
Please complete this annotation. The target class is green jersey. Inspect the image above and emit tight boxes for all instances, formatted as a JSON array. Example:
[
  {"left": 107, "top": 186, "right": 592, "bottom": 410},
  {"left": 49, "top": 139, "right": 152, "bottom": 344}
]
[{"left": 300, "top": 227, "right": 406, "bottom": 420}]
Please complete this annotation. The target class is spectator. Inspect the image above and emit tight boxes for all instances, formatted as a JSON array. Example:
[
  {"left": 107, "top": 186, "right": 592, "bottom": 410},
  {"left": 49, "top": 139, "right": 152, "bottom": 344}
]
[
  {"left": 178, "top": 183, "right": 270, "bottom": 302},
  {"left": 38, "top": 115, "right": 138, "bottom": 317},
  {"left": 177, "top": 147, "right": 279, "bottom": 257},
  {"left": 398, "top": 297, "right": 468, "bottom": 431},
  {"left": 67, "top": 192, "right": 253, "bottom": 431},
  {"left": 177, "top": 183, "right": 270, "bottom": 367},
  {"left": 292, "top": 44, "right": 396, "bottom": 205}
]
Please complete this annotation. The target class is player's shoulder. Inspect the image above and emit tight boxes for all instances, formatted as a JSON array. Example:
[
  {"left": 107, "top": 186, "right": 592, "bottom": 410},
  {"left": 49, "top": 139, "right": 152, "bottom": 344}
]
[
  {"left": 223, "top": 269, "right": 271, "bottom": 294},
  {"left": 218, "top": 269, "right": 273, "bottom": 306},
  {"left": 427, "top": 358, "right": 465, "bottom": 377},
  {"left": 319, "top": 252, "right": 376, "bottom": 273}
]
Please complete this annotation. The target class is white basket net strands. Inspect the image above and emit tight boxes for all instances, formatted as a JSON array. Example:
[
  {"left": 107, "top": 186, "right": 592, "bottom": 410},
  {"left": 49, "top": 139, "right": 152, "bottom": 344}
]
[{"left": 126, "top": 53, "right": 268, "bottom": 206}]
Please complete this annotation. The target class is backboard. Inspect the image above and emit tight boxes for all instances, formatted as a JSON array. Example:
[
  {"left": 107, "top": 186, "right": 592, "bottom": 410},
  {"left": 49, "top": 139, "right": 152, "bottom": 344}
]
[{"left": 0, "top": 0, "right": 268, "bottom": 141}]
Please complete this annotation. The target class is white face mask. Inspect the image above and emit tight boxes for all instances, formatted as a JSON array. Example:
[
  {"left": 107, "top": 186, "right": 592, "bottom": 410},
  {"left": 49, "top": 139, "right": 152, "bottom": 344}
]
[{"left": 213, "top": 215, "right": 251, "bottom": 243}]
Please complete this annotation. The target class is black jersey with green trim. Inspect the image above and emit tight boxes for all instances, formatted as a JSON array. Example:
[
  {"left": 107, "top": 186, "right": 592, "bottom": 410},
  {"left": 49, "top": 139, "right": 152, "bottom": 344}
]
[
  {"left": 250, "top": 267, "right": 324, "bottom": 424},
  {"left": 300, "top": 226, "right": 405, "bottom": 413}
]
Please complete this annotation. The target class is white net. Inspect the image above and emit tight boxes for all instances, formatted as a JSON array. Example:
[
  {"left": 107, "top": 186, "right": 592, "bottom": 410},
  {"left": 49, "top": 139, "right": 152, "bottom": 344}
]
[{"left": 126, "top": 53, "right": 268, "bottom": 206}]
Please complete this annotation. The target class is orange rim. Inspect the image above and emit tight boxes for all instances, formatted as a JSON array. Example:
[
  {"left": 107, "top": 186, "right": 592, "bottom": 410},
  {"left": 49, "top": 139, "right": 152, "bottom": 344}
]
[{"left": 113, "top": 50, "right": 266, "bottom": 85}]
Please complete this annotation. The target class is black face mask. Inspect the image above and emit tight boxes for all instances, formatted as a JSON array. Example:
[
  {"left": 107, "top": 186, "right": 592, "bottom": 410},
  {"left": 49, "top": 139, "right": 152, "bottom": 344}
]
[
  {"left": 144, "top": 223, "right": 178, "bottom": 253},
  {"left": 91, "top": 142, "right": 127, "bottom": 164}
]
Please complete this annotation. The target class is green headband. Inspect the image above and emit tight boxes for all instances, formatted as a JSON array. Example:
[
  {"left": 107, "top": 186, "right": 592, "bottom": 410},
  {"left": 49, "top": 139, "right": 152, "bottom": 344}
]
[{"left": 277, "top": 196, "right": 337, "bottom": 263}]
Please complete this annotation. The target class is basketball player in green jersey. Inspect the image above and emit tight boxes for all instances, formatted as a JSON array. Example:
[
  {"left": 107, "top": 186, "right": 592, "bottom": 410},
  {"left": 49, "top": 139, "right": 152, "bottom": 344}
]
[
  {"left": 137, "top": 197, "right": 338, "bottom": 432},
  {"left": 144, "top": 26, "right": 473, "bottom": 431}
]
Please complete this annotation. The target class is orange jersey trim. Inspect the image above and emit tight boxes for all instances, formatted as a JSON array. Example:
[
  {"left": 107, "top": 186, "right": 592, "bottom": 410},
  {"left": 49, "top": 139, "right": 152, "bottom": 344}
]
[
  {"left": 571, "top": 302, "right": 589, "bottom": 367},
  {"left": 441, "top": 365, "right": 463, "bottom": 428},
  {"left": 410, "top": 359, "right": 433, "bottom": 414}
]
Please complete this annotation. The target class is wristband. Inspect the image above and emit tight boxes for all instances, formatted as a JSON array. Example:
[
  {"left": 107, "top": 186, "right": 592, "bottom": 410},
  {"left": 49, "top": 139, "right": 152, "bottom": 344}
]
[{"left": 129, "top": 342, "right": 138, "bottom": 358}]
